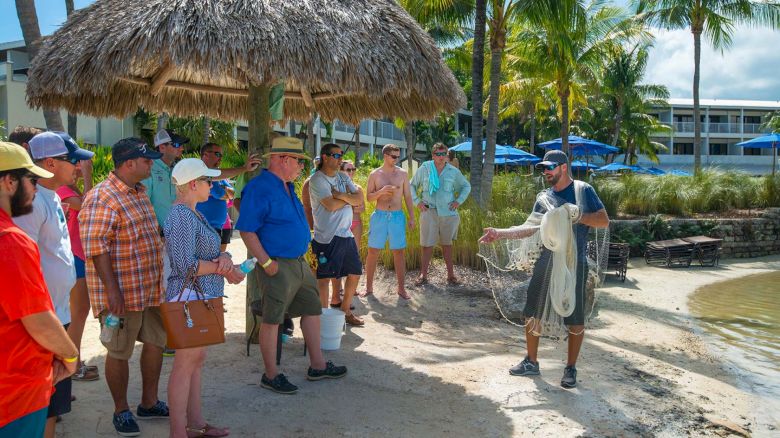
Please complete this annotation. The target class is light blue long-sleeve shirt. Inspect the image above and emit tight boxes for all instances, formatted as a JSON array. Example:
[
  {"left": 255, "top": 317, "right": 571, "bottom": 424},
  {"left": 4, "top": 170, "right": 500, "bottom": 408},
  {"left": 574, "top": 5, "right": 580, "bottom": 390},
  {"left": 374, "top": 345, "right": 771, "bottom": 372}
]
[{"left": 410, "top": 161, "right": 471, "bottom": 217}]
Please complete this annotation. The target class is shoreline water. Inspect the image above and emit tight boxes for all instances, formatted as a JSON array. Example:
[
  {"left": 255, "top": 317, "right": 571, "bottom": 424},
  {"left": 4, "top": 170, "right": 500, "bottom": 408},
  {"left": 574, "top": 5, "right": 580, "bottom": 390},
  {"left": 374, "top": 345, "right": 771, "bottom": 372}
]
[{"left": 61, "top": 244, "right": 780, "bottom": 437}]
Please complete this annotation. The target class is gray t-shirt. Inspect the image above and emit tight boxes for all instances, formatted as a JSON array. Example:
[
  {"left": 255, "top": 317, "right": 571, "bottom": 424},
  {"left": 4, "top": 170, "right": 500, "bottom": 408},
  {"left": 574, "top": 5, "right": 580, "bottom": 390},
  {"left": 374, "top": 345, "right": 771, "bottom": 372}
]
[{"left": 309, "top": 170, "right": 358, "bottom": 244}]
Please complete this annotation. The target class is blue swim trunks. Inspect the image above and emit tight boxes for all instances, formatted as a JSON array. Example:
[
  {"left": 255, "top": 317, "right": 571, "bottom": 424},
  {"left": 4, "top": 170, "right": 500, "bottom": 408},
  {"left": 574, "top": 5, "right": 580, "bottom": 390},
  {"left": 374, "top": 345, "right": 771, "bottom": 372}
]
[{"left": 368, "top": 210, "right": 407, "bottom": 250}]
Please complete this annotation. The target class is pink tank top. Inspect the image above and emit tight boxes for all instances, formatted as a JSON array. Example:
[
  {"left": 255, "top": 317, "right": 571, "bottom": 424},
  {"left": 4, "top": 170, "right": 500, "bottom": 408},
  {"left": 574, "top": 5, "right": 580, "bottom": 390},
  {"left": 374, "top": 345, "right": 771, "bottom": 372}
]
[{"left": 56, "top": 185, "right": 85, "bottom": 260}]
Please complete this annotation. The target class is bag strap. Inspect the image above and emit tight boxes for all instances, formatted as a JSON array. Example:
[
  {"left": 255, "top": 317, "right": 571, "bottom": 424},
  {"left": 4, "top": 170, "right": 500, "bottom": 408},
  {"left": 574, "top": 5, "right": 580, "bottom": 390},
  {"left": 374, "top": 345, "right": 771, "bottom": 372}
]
[{"left": 174, "top": 266, "right": 207, "bottom": 301}]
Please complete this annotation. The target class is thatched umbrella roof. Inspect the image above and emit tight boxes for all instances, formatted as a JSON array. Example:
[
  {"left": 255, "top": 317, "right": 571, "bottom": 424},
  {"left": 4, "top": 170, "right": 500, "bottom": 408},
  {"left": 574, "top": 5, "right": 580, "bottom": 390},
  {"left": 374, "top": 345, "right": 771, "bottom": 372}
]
[{"left": 25, "top": 0, "right": 465, "bottom": 124}]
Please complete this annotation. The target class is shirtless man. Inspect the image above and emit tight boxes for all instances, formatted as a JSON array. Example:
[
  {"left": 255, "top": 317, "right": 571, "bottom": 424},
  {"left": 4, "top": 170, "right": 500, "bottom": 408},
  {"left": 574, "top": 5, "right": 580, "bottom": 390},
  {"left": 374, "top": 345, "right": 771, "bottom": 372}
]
[{"left": 361, "top": 144, "right": 415, "bottom": 300}]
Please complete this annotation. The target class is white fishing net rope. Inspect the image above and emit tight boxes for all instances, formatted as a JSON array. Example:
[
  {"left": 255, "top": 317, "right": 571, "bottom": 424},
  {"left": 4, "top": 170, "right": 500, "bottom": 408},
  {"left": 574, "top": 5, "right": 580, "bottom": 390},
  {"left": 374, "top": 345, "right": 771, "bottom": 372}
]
[{"left": 478, "top": 181, "right": 609, "bottom": 339}]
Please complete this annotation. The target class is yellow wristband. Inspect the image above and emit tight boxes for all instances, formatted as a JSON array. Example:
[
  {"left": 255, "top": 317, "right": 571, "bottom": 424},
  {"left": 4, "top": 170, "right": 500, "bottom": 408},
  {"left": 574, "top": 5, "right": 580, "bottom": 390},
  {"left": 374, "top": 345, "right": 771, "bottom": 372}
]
[
  {"left": 261, "top": 258, "right": 273, "bottom": 269},
  {"left": 63, "top": 356, "right": 79, "bottom": 363}
]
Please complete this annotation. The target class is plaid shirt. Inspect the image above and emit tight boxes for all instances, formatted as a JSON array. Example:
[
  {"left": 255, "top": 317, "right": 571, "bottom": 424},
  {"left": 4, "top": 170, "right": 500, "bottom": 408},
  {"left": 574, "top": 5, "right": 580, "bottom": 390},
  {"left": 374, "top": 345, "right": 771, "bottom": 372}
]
[{"left": 79, "top": 172, "right": 163, "bottom": 317}]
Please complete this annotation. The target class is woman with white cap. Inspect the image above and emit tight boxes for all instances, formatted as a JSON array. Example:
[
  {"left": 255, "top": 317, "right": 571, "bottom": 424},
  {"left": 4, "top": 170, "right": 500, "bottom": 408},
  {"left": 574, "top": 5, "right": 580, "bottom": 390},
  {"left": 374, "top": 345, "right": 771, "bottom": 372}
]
[{"left": 164, "top": 158, "right": 244, "bottom": 438}]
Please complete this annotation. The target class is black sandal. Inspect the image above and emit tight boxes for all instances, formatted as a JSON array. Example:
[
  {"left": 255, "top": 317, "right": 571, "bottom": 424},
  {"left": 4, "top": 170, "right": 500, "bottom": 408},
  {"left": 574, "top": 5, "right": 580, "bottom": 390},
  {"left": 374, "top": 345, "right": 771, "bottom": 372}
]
[{"left": 329, "top": 301, "right": 355, "bottom": 310}]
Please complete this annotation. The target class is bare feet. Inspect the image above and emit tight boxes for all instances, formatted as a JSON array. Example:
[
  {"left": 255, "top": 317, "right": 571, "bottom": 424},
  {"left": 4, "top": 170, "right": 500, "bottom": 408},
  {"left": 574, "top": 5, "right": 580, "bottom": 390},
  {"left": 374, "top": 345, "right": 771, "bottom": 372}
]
[
  {"left": 397, "top": 290, "right": 411, "bottom": 300},
  {"left": 358, "top": 290, "right": 373, "bottom": 298},
  {"left": 446, "top": 276, "right": 461, "bottom": 286}
]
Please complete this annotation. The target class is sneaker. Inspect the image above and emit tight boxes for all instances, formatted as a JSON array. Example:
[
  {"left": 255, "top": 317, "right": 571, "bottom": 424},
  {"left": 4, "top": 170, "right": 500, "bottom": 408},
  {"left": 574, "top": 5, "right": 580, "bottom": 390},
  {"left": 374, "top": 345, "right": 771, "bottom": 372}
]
[
  {"left": 112, "top": 410, "right": 141, "bottom": 437},
  {"left": 136, "top": 400, "right": 169, "bottom": 419},
  {"left": 561, "top": 365, "right": 577, "bottom": 389},
  {"left": 307, "top": 360, "right": 347, "bottom": 381},
  {"left": 162, "top": 347, "right": 176, "bottom": 357},
  {"left": 509, "top": 356, "right": 540, "bottom": 376},
  {"left": 260, "top": 373, "right": 298, "bottom": 394},
  {"left": 72, "top": 364, "right": 100, "bottom": 381}
]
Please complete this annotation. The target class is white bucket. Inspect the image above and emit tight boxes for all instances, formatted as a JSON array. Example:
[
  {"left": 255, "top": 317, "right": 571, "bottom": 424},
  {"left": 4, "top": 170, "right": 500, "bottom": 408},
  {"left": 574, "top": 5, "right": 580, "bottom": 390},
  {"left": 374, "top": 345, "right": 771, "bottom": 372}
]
[{"left": 320, "top": 308, "right": 346, "bottom": 350}]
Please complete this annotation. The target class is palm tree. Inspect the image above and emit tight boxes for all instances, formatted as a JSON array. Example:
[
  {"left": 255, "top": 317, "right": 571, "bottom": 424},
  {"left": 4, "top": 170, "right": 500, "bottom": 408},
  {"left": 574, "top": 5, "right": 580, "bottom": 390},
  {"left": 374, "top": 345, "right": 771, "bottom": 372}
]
[
  {"left": 637, "top": 0, "right": 780, "bottom": 173},
  {"left": 600, "top": 44, "right": 669, "bottom": 150},
  {"left": 511, "top": 0, "right": 646, "bottom": 156},
  {"left": 15, "top": 0, "right": 64, "bottom": 131},
  {"left": 761, "top": 110, "right": 780, "bottom": 133}
]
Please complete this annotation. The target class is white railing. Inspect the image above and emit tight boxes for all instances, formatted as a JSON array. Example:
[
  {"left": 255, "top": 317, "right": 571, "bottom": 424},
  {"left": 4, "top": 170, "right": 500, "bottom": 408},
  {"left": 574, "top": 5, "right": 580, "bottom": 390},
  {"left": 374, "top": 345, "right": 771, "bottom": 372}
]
[
  {"left": 707, "top": 122, "right": 738, "bottom": 133},
  {"left": 674, "top": 122, "right": 694, "bottom": 132},
  {"left": 743, "top": 123, "right": 763, "bottom": 134}
]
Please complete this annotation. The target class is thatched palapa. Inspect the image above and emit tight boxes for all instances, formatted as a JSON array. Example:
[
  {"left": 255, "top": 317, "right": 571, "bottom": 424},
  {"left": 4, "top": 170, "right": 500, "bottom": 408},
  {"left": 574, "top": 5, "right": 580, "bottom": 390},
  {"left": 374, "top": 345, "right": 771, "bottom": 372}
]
[{"left": 25, "top": 0, "right": 465, "bottom": 124}]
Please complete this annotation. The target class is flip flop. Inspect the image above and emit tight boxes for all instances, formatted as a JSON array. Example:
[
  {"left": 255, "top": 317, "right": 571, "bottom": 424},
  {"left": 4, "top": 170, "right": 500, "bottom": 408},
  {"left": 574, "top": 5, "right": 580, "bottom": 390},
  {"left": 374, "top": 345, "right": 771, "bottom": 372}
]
[
  {"left": 397, "top": 291, "right": 411, "bottom": 300},
  {"left": 186, "top": 423, "right": 230, "bottom": 438},
  {"left": 329, "top": 301, "right": 355, "bottom": 310},
  {"left": 414, "top": 277, "right": 429, "bottom": 287}
]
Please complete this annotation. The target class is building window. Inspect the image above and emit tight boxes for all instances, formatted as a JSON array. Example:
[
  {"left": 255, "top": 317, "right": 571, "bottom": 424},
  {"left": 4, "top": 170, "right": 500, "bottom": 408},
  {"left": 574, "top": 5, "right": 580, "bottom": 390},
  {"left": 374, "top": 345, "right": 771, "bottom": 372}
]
[
  {"left": 709, "top": 143, "right": 728, "bottom": 155},
  {"left": 743, "top": 147, "right": 763, "bottom": 156},
  {"left": 673, "top": 143, "right": 694, "bottom": 155}
]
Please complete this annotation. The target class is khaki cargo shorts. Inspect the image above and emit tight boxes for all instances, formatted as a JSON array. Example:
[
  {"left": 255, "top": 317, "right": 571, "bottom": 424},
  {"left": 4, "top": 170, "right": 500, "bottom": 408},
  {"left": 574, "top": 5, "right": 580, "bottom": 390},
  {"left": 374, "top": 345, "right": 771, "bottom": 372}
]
[
  {"left": 419, "top": 209, "right": 460, "bottom": 247},
  {"left": 255, "top": 257, "right": 323, "bottom": 325},
  {"left": 99, "top": 307, "right": 167, "bottom": 360}
]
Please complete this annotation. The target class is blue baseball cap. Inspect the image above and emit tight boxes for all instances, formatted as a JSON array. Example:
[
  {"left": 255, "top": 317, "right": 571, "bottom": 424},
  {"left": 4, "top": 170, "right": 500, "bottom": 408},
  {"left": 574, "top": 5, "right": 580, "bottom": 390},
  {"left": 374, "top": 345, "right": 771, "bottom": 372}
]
[{"left": 29, "top": 131, "right": 95, "bottom": 162}]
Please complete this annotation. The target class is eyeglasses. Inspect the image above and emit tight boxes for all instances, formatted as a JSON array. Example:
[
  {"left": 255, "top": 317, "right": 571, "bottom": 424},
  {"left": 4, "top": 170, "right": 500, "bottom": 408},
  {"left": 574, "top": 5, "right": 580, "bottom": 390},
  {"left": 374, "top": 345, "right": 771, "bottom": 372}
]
[
  {"left": 24, "top": 173, "right": 41, "bottom": 186},
  {"left": 51, "top": 155, "right": 80, "bottom": 165},
  {"left": 283, "top": 155, "right": 307, "bottom": 165},
  {"left": 542, "top": 163, "right": 560, "bottom": 171},
  {"left": 196, "top": 176, "right": 213, "bottom": 184},
  {"left": 324, "top": 152, "right": 344, "bottom": 159},
  {"left": 343, "top": 167, "right": 356, "bottom": 172},
  {"left": 386, "top": 154, "right": 400, "bottom": 160},
  {"left": 433, "top": 152, "right": 448, "bottom": 157}
]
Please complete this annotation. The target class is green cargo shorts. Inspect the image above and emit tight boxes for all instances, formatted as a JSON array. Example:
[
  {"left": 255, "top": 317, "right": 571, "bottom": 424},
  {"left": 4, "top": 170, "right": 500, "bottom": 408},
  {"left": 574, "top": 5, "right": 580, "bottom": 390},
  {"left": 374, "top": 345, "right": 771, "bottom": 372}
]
[{"left": 255, "top": 257, "right": 322, "bottom": 324}]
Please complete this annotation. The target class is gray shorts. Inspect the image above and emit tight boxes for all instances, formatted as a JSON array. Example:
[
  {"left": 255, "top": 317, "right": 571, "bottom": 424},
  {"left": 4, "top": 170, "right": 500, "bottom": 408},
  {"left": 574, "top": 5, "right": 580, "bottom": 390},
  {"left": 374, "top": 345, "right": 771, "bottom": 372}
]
[{"left": 419, "top": 209, "right": 460, "bottom": 247}]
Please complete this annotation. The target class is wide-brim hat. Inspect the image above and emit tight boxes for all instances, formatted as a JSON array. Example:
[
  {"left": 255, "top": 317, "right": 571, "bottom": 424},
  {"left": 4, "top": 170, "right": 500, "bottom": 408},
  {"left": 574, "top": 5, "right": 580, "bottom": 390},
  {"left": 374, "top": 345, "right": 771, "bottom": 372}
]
[{"left": 263, "top": 136, "right": 311, "bottom": 160}]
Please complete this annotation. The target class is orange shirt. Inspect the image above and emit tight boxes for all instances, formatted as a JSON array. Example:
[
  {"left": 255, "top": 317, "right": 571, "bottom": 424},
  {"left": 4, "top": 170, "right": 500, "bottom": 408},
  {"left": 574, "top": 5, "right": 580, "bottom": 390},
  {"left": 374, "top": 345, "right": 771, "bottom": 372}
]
[
  {"left": 79, "top": 172, "right": 163, "bottom": 317},
  {"left": 0, "top": 209, "right": 55, "bottom": 428}
]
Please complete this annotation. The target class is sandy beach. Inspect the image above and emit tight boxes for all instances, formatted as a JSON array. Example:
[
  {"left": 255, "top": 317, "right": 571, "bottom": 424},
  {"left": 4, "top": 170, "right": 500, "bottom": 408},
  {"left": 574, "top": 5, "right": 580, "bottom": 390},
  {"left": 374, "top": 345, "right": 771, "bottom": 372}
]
[{"left": 60, "top": 238, "right": 780, "bottom": 437}]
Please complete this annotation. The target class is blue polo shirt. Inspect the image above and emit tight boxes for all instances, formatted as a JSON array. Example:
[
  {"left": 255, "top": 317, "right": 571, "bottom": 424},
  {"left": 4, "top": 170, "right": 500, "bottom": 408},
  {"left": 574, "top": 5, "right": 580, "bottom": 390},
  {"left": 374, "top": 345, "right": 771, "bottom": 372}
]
[
  {"left": 235, "top": 170, "right": 311, "bottom": 259},
  {"left": 196, "top": 180, "right": 230, "bottom": 229}
]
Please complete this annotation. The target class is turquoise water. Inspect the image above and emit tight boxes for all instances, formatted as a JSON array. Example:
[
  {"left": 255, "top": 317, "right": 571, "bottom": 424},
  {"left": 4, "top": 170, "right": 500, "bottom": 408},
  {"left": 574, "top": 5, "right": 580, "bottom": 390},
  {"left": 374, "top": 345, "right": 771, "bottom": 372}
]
[{"left": 688, "top": 271, "right": 780, "bottom": 399}]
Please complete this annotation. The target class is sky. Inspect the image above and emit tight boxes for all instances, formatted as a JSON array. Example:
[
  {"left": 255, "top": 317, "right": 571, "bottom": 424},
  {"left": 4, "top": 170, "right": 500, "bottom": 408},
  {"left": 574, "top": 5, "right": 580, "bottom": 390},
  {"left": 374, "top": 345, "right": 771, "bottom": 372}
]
[{"left": 2, "top": 0, "right": 780, "bottom": 102}]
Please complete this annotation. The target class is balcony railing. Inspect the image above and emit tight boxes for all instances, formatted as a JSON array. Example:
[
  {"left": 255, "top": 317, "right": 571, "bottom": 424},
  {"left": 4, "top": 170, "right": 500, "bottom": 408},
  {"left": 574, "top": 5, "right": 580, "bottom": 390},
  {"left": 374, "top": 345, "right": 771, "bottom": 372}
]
[
  {"left": 743, "top": 123, "right": 763, "bottom": 134},
  {"left": 672, "top": 121, "right": 766, "bottom": 134},
  {"left": 674, "top": 122, "right": 694, "bottom": 132},
  {"left": 707, "top": 122, "right": 739, "bottom": 133}
]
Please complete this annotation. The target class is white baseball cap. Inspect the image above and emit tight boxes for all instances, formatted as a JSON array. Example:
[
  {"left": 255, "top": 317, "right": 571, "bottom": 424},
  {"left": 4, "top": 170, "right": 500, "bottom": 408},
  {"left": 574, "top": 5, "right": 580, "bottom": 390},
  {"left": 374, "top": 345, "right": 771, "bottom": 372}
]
[
  {"left": 154, "top": 129, "right": 189, "bottom": 147},
  {"left": 171, "top": 158, "right": 221, "bottom": 185}
]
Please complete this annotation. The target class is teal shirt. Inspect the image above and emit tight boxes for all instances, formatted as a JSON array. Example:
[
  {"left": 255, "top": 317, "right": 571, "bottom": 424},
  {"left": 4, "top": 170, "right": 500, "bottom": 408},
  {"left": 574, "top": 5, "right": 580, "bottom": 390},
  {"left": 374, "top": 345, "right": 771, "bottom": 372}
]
[
  {"left": 141, "top": 159, "right": 176, "bottom": 228},
  {"left": 410, "top": 161, "right": 471, "bottom": 217}
]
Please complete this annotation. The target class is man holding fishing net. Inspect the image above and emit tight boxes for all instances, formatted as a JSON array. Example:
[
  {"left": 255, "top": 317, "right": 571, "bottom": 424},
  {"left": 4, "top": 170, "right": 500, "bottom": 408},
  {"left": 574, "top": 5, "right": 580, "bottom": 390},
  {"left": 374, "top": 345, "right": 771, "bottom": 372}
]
[{"left": 479, "top": 150, "right": 609, "bottom": 389}]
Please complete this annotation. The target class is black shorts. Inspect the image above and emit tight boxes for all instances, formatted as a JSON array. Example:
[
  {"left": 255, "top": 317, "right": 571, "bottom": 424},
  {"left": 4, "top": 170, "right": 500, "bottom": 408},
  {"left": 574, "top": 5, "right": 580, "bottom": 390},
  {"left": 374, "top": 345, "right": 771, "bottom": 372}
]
[
  {"left": 311, "top": 236, "right": 363, "bottom": 279},
  {"left": 523, "top": 250, "right": 587, "bottom": 326},
  {"left": 48, "top": 324, "right": 72, "bottom": 418},
  {"left": 212, "top": 226, "right": 232, "bottom": 245}
]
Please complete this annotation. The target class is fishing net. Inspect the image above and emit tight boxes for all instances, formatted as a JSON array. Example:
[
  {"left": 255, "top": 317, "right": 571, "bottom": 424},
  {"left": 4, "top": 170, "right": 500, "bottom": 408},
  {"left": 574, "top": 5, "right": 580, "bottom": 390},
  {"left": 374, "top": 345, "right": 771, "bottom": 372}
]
[{"left": 478, "top": 180, "right": 609, "bottom": 339}]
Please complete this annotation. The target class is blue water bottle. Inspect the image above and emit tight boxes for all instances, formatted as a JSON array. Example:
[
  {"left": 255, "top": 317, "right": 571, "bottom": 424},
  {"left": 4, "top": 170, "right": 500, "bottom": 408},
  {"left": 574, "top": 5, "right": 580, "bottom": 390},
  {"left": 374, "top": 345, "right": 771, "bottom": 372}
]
[
  {"left": 239, "top": 257, "right": 258, "bottom": 274},
  {"left": 318, "top": 252, "right": 328, "bottom": 264},
  {"left": 100, "top": 314, "right": 120, "bottom": 343}
]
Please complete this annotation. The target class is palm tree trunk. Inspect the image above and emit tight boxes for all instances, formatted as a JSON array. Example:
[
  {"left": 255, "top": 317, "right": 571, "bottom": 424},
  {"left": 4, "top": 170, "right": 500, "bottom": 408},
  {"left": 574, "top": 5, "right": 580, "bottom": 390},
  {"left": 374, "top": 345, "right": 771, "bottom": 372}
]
[
  {"left": 611, "top": 100, "right": 623, "bottom": 149},
  {"left": 559, "top": 87, "right": 571, "bottom": 157},
  {"left": 16, "top": 0, "right": 64, "bottom": 132},
  {"left": 482, "top": 44, "right": 503, "bottom": 209},
  {"left": 355, "top": 122, "right": 361, "bottom": 163},
  {"left": 529, "top": 106, "right": 537, "bottom": 152},
  {"left": 202, "top": 117, "right": 210, "bottom": 145},
  {"left": 469, "top": 0, "right": 487, "bottom": 204},
  {"left": 404, "top": 122, "right": 416, "bottom": 167},
  {"left": 692, "top": 29, "right": 702, "bottom": 173},
  {"left": 157, "top": 113, "right": 168, "bottom": 130},
  {"left": 65, "top": 0, "right": 77, "bottom": 138},
  {"left": 307, "top": 113, "right": 316, "bottom": 157}
]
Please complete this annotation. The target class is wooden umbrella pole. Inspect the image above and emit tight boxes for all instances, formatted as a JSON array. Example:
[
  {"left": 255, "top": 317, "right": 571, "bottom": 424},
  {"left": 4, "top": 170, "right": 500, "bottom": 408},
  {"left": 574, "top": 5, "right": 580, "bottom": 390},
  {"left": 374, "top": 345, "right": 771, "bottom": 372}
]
[{"left": 246, "top": 83, "right": 271, "bottom": 343}]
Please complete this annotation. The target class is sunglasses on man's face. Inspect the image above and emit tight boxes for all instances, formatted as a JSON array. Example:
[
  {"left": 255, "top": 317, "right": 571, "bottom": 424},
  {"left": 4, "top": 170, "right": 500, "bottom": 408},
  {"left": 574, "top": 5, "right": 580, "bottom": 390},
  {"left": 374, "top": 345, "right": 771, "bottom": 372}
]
[
  {"left": 386, "top": 154, "right": 400, "bottom": 160},
  {"left": 51, "top": 155, "right": 80, "bottom": 165},
  {"left": 433, "top": 152, "right": 448, "bottom": 157},
  {"left": 196, "top": 176, "right": 213, "bottom": 184},
  {"left": 324, "top": 152, "right": 344, "bottom": 159},
  {"left": 542, "top": 163, "right": 560, "bottom": 172},
  {"left": 24, "top": 173, "right": 41, "bottom": 186},
  {"left": 343, "top": 167, "right": 356, "bottom": 172}
]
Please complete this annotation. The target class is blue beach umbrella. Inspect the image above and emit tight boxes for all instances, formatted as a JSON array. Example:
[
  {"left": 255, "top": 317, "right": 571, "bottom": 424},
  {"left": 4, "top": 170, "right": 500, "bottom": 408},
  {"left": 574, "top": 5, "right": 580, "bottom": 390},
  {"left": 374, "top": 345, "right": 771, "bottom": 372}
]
[
  {"left": 595, "top": 163, "right": 633, "bottom": 173},
  {"left": 494, "top": 155, "right": 541, "bottom": 165},
  {"left": 570, "top": 160, "right": 598, "bottom": 171},
  {"left": 737, "top": 133, "right": 780, "bottom": 175},
  {"left": 669, "top": 169, "right": 693, "bottom": 176},
  {"left": 538, "top": 135, "right": 620, "bottom": 156},
  {"left": 450, "top": 140, "right": 538, "bottom": 159}
]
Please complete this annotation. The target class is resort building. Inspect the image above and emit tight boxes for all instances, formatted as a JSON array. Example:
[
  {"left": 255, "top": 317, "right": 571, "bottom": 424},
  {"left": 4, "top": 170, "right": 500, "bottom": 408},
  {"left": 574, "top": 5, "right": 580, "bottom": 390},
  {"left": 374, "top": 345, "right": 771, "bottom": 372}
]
[
  {"left": 646, "top": 98, "right": 780, "bottom": 175},
  {"left": 1, "top": 39, "right": 419, "bottom": 159}
]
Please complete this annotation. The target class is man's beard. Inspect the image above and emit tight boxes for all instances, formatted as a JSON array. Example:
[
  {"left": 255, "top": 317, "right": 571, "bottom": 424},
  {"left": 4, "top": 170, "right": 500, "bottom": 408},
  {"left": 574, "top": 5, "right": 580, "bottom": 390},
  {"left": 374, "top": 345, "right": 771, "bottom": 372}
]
[
  {"left": 546, "top": 172, "right": 561, "bottom": 186},
  {"left": 10, "top": 181, "right": 33, "bottom": 217}
]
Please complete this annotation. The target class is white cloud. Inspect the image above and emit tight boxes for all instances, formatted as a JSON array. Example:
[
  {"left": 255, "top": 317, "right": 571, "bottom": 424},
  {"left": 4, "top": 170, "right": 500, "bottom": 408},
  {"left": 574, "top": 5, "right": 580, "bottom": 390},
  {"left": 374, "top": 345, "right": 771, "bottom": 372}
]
[{"left": 645, "top": 26, "right": 780, "bottom": 101}]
